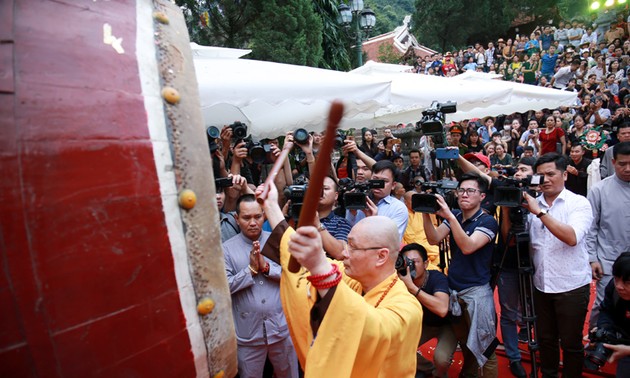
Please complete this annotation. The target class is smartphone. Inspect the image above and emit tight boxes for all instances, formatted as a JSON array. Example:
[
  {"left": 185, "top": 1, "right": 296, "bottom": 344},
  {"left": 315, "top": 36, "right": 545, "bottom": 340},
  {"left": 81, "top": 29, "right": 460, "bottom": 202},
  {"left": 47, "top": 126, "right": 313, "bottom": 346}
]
[{"left": 436, "top": 148, "right": 459, "bottom": 160}]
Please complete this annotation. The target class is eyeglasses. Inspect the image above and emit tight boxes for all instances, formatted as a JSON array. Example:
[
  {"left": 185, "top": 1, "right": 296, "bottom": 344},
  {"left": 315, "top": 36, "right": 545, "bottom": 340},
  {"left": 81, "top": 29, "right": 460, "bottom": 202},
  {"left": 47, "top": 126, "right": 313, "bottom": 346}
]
[
  {"left": 345, "top": 243, "right": 383, "bottom": 254},
  {"left": 456, "top": 188, "right": 480, "bottom": 195}
]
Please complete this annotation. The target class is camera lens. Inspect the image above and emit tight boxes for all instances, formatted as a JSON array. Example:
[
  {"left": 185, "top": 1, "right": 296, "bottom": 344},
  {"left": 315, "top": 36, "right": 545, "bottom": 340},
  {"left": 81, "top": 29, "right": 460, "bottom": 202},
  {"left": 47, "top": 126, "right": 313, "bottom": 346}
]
[
  {"left": 294, "top": 128, "right": 309, "bottom": 144},
  {"left": 249, "top": 144, "right": 266, "bottom": 164},
  {"left": 207, "top": 126, "right": 220, "bottom": 139}
]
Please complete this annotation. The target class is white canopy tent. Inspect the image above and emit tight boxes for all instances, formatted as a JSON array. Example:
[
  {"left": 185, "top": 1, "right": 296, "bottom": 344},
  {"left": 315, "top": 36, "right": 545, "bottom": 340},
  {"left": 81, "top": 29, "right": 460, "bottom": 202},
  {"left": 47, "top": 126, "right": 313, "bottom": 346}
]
[
  {"left": 352, "top": 61, "right": 578, "bottom": 124},
  {"left": 193, "top": 46, "right": 578, "bottom": 139},
  {"left": 193, "top": 47, "right": 392, "bottom": 139}
]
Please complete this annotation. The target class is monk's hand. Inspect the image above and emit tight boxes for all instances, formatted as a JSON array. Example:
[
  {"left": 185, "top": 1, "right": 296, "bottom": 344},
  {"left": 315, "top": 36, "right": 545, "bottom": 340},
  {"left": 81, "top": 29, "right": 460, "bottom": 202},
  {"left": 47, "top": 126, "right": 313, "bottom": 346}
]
[
  {"left": 288, "top": 226, "right": 330, "bottom": 275},
  {"left": 249, "top": 241, "right": 261, "bottom": 275}
]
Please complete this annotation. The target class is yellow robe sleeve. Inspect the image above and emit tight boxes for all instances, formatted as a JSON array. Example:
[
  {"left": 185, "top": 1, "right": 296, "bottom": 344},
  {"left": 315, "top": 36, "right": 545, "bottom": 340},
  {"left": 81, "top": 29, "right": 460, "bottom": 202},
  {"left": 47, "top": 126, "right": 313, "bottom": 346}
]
[{"left": 279, "top": 228, "right": 423, "bottom": 378}]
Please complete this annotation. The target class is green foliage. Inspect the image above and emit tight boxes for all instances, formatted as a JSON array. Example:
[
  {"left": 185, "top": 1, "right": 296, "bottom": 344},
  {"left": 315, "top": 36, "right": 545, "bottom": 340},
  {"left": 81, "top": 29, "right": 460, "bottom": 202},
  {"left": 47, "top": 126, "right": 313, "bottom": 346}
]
[
  {"left": 377, "top": 44, "right": 401, "bottom": 64},
  {"left": 314, "top": 0, "right": 353, "bottom": 71},
  {"left": 175, "top": 0, "right": 262, "bottom": 48},
  {"left": 248, "top": 0, "right": 324, "bottom": 66},
  {"left": 368, "top": 0, "right": 415, "bottom": 35}
]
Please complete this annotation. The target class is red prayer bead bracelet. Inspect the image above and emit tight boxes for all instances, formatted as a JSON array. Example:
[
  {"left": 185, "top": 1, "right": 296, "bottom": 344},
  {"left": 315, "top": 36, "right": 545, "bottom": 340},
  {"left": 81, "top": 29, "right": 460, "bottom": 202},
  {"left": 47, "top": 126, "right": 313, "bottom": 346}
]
[{"left": 306, "top": 264, "right": 341, "bottom": 289}]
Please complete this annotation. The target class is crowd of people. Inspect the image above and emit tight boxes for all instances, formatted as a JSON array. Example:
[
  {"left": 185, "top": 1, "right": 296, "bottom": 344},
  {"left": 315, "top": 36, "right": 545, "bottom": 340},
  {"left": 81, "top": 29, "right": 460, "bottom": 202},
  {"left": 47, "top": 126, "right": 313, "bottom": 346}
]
[
  {"left": 213, "top": 113, "right": 629, "bottom": 378},
  {"left": 414, "top": 12, "right": 630, "bottom": 95},
  {"left": 213, "top": 10, "right": 630, "bottom": 378}
]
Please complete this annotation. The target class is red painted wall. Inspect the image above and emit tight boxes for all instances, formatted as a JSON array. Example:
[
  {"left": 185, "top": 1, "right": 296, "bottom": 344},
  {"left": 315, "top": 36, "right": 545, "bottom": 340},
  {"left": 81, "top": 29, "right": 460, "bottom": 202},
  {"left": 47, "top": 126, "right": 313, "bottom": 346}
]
[{"left": 0, "top": 1, "right": 197, "bottom": 376}]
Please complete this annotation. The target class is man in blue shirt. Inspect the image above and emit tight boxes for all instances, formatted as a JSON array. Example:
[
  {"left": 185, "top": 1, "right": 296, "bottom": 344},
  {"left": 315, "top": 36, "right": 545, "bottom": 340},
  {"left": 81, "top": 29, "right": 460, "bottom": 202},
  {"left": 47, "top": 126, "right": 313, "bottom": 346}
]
[
  {"left": 346, "top": 160, "right": 408, "bottom": 240},
  {"left": 540, "top": 45, "right": 560, "bottom": 81},
  {"left": 422, "top": 172, "right": 499, "bottom": 377}
]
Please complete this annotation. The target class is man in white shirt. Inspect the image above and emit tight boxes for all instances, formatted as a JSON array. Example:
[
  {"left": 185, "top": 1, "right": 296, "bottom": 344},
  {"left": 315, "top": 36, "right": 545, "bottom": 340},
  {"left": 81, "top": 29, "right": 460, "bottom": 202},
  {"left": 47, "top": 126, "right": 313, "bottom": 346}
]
[
  {"left": 519, "top": 153, "right": 593, "bottom": 377},
  {"left": 551, "top": 60, "right": 580, "bottom": 89}
]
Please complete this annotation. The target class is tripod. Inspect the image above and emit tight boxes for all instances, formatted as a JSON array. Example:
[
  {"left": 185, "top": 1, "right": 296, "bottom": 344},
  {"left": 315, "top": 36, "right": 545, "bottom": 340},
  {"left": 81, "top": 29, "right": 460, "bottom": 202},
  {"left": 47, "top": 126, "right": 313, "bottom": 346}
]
[{"left": 496, "top": 211, "right": 539, "bottom": 378}]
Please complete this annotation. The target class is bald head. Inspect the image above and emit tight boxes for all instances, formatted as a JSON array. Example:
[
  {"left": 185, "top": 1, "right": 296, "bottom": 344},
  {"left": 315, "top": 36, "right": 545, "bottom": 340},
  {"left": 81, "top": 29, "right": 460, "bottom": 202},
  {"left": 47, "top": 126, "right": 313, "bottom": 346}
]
[{"left": 354, "top": 216, "right": 400, "bottom": 261}]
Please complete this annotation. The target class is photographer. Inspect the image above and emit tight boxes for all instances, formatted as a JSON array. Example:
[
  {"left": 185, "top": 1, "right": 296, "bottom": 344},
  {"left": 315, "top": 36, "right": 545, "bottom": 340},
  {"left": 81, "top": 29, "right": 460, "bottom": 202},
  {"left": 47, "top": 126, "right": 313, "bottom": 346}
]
[
  {"left": 315, "top": 176, "right": 352, "bottom": 260},
  {"left": 591, "top": 252, "right": 630, "bottom": 375},
  {"left": 422, "top": 172, "right": 499, "bottom": 377},
  {"left": 400, "top": 149, "right": 430, "bottom": 191},
  {"left": 217, "top": 174, "right": 254, "bottom": 242},
  {"left": 346, "top": 160, "right": 408, "bottom": 240},
  {"left": 515, "top": 152, "right": 593, "bottom": 377},
  {"left": 398, "top": 243, "right": 456, "bottom": 378}
]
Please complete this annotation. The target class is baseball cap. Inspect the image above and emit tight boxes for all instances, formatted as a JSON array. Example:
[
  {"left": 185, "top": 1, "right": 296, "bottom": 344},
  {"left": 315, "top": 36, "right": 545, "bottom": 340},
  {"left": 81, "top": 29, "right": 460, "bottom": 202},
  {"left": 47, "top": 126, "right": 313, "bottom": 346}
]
[
  {"left": 464, "top": 152, "right": 491, "bottom": 169},
  {"left": 450, "top": 125, "right": 464, "bottom": 134}
]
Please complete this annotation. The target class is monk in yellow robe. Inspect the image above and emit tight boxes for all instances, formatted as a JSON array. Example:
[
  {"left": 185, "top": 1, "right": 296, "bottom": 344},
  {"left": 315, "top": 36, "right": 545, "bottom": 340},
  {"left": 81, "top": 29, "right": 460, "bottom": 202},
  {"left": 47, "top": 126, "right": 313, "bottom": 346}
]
[{"left": 259, "top": 183, "right": 423, "bottom": 378}]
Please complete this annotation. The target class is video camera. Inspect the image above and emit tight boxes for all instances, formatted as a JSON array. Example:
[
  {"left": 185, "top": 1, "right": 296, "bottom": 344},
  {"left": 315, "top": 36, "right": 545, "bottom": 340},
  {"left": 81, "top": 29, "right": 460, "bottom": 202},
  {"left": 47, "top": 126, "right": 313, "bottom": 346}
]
[
  {"left": 395, "top": 255, "right": 417, "bottom": 279},
  {"left": 493, "top": 175, "right": 544, "bottom": 208},
  {"left": 338, "top": 178, "right": 385, "bottom": 210},
  {"left": 411, "top": 179, "right": 459, "bottom": 214},
  {"left": 415, "top": 101, "right": 457, "bottom": 138},
  {"left": 584, "top": 327, "right": 630, "bottom": 371},
  {"left": 284, "top": 184, "right": 308, "bottom": 221}
]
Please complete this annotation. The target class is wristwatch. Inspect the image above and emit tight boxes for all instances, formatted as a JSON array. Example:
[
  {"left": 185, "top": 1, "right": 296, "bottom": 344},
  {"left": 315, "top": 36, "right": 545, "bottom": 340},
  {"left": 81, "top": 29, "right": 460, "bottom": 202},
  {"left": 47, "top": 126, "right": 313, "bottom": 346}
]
[
  {"left": 536, "top": 209, "right": 548, "bottom": 218},
  {"left": 317, "top": 223, "right": 326, "bottom": 232}
]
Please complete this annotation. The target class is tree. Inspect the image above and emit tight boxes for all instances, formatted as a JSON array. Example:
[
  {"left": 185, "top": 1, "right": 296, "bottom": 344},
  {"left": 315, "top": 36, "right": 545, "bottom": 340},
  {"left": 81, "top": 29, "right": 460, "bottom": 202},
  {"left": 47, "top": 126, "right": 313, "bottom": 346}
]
[
  {"left": 314, "top": 0, "right": 353, "bottom": 71},
  {"left": 175, "top": 0, "right": 262, "bottom": 48},
  {"left": 248, "top": 0, "right": 324, "bottom": 67}
]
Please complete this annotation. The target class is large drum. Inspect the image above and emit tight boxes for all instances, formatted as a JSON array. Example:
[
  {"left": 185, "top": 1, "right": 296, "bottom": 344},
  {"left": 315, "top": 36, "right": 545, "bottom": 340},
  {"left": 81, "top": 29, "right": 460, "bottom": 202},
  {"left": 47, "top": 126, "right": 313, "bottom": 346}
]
[{"left": 0, "top": 1, "right": 236, "bottom": 376}]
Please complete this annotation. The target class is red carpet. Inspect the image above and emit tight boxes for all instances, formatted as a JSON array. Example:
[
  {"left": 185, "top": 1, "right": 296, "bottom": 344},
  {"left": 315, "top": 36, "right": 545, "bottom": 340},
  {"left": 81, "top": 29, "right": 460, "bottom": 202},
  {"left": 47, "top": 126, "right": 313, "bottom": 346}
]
[{"left": 419, "top": 280, "right": 617, "bottom": 377}]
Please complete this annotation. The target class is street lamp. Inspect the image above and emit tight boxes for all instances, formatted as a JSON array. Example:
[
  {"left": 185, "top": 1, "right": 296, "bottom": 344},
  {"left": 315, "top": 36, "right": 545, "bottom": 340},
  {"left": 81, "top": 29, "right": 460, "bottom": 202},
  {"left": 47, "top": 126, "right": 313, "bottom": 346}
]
[{"left": 337, "top": 1, "right": 376, "bottom": 67}]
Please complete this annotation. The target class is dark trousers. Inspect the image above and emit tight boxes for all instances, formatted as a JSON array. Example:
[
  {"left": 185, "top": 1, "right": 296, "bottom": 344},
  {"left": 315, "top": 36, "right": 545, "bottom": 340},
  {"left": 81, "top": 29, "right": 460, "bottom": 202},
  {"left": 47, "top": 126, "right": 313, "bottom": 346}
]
[{"left": 533, "top": 284, "right": 590, "bottom": 378}]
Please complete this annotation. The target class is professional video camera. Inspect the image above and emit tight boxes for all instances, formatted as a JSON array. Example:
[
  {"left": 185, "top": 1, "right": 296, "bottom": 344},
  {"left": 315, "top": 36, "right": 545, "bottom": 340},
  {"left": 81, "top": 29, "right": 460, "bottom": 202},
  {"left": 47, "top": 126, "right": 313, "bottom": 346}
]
[
  {"left": 584, "top": 327, "right": 630, "bottom": 371},
  {"left": 493, "top": 175, "right": 544, "bottom": 208},
  {"left": 284, "top": 184, "right": 308, "bottom": 221},
  {"left": 411, "top": 179, "right": 459, "bottom": 214},
  {"left": 395, "top": 255, "right": 417, "bottom": 279},
  {"left": 337, "top": 178, "right": 385, "bottom": 210},
  {"left": 415, "top": 101, "right": 457, "bottom": 137}
]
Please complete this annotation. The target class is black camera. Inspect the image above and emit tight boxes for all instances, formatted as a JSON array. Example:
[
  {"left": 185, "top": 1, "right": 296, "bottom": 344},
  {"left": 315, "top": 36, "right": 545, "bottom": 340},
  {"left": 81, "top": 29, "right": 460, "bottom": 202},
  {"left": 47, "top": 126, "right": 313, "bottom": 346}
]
[
  {"left": 338, "top": 179, "right": 385, "bottom": 210},
  {"left": 415, "top": 101, "right": 457, "bottom": 137},
  {"left": 284, "top": 184, "right": 308, "bottom": 221},
  {"left": 584, "top": 327, "right": 629, "bottom": 371},
  {"left": 294, "top": 128, "right": 310, "bottom": 145},
  {"left": 228, "top": 121, "right": 248, "bottom": 140},
  {"left": 214, "top": 177, "right": 233, "bottom": 190},
  {"left": 207, "top": 126, "right": 220, "bottom": 154},
  {"left": 395, "top": 255, "right": 417, "bottom": 279},
  {"left": 334, "top": 130, "right": 354, "bottom": 150},
  {"left": 235, "top": 136, "right": 271, "bottom": 164},
  {"left": 411, "top": 179, "right": 459, "bottom": 213},
  {"left": 493, "top": 175, "right": 544, "bottom": 207}
]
